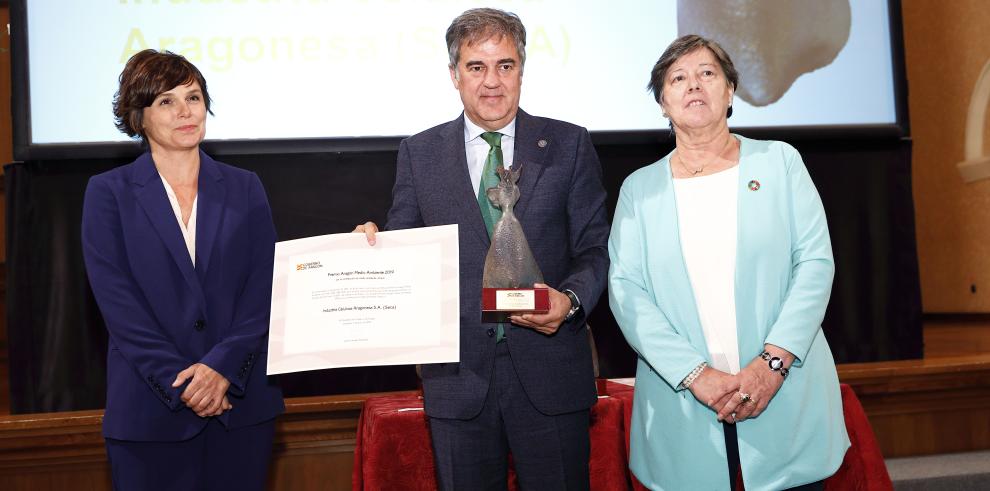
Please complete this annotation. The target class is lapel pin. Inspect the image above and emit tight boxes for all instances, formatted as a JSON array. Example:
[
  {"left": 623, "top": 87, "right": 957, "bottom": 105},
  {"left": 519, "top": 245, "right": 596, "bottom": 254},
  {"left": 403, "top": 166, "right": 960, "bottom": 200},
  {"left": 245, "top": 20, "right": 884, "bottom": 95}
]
[
  {"left": 537, "top": 139, "right": 548, "bottom": 148},
  {"left": 748, "top": 180, "right": 760, "bottom": 191}
]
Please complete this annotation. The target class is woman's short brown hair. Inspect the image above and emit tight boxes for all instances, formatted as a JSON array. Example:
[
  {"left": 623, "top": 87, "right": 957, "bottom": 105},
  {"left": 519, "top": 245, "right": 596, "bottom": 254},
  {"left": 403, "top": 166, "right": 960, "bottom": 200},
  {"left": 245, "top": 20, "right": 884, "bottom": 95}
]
[
  {"left": 113, "top": 49, "right": 213, "bottom": 140},
  {"left": 647, "top": 35, "right": 739, "bottom": 118}
]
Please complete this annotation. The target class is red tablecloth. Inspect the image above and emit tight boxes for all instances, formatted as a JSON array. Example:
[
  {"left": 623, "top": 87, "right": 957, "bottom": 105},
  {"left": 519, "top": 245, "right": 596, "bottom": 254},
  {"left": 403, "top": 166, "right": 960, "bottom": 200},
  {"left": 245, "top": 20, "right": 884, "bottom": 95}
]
[
  {"left": 353, "top": 382, "right": 891, "bottom": 491},
  {"left": 352, "top": 392, "right": 629, "bottom": 490},
  {"left": 606, "top": 381, "right": 893, "bottom": 491}
]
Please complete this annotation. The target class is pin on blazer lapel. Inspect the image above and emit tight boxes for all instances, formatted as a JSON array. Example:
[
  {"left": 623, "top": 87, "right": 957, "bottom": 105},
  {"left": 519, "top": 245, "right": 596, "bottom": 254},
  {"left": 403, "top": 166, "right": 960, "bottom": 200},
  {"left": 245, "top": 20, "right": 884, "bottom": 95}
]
[{"left": 130, "top": 152, "right": 208, "bottom": 313}]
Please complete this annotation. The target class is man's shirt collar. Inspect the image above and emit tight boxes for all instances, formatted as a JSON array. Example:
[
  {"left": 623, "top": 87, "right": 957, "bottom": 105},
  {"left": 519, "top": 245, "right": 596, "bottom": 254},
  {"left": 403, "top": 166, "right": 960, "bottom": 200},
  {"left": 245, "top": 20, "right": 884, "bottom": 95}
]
[{"left": 463, "top": 114, "right": 517, "bottom": 143}]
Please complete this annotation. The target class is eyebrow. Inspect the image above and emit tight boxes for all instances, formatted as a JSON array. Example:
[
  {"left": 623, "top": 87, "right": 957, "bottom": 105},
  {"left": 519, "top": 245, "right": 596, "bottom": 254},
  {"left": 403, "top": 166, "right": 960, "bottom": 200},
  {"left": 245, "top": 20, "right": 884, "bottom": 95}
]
[
  {"left": 465, "top": 58, "right": 517, "bottom": 68},
  {"left": 670, "top": 62, "right": 716, "bottom": 74},
  {"left": 156, "top": 89, "right": 201, "bottom": 99}
]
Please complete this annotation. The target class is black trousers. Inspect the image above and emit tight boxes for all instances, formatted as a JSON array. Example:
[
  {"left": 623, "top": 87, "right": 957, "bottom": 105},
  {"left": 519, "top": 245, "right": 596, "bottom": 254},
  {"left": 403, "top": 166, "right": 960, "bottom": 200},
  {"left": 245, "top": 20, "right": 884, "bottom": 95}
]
[
  {"left": 429, "top": 341, "right": 591, "bottom": 491},
  {"left": 724, "top": 422, "right": 826, "bottom": 491}
]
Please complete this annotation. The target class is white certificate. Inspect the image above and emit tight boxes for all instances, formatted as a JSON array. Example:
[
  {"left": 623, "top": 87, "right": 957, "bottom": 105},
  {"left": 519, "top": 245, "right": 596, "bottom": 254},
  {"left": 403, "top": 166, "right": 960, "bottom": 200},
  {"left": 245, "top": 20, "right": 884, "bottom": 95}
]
[{"left": 267, "top": 224, "right": 459, "bottom": 374}]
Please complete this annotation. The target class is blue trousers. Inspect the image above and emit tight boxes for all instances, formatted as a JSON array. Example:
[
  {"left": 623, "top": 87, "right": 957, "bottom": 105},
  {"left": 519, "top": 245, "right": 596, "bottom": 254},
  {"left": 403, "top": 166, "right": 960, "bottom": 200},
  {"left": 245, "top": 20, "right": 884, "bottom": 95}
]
[
  {"left": 105, "top": 418, "right": 276, "bottom": 491},
  {"left": 428, "top": 341, "right": 591, "bottom": 491}
]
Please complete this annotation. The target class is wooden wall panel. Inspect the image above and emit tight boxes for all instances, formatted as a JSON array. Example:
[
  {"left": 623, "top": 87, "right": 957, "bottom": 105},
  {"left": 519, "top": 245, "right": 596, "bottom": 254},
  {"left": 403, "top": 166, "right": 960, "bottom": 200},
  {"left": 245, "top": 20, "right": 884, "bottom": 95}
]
[
  {"left": 0, "top": 5, "right": 10, "bottom": 170},
  {"left": 267, "top": 395, "right": 366, "bottom": 490},
  {"left": 0, "top": 4, "right": 10, "bottom": 266},
  {"left": 903, "top": 1, "right": 990, "bottom": 312},
  {"left": 0, "top": 411, "right": 107, "bottom": 490},
  {"left": 924, "top": 315, "right": 990, "bottom": 357},
  {"left": 0, "top": 394, "right": 369, "bottom": 491},
  {"left": 838, "top": 354, "right": 990, "bottom": 458},
  {"left": 3, "top": 359, "right": 990, "bottom": 490}
]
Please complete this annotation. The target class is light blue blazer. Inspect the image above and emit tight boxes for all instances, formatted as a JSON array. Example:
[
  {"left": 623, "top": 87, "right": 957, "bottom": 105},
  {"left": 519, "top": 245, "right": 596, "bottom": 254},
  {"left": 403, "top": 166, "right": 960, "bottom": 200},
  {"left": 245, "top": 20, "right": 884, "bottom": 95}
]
[{"left": 608, "top": 136, "right": 849, "bottom": 490}]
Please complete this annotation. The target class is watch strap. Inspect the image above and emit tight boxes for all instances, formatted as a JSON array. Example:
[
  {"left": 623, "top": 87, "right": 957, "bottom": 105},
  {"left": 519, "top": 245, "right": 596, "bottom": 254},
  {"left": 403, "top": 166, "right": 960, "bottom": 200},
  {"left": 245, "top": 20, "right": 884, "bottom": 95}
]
[{"left": 563, "top": 289, "right": 581, "bottom": 321}]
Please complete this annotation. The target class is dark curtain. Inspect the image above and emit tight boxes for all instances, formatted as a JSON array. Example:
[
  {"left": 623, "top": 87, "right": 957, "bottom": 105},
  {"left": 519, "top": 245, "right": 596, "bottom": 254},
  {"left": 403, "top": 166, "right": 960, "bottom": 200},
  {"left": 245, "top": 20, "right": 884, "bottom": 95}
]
[
  {"left": 5, "top": 158, "right": 120, "bottom": 412},
  {"left": 799, "top": 138, "right": 923, "bottom": 363},
  {"left": 4, "top": 136, "right": 922, "bottom": 413}
]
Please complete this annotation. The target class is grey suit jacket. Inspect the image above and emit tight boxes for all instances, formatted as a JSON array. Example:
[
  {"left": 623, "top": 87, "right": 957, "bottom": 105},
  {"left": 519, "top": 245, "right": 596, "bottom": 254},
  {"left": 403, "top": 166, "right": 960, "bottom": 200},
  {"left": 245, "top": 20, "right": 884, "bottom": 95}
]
[{"left": 386, "top": 110, "right": 610, "bottom": 419}]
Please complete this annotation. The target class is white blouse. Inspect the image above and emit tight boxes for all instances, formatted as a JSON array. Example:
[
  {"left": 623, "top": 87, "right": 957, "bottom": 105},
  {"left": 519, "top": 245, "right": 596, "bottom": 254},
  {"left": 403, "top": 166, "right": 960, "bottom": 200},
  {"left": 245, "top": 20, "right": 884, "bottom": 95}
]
[
  {"left": 672, "top": 166, "right": 740, "bottom": 373},
  {"left": 159, "top": 174, "right": 197, "bottom": 266}
]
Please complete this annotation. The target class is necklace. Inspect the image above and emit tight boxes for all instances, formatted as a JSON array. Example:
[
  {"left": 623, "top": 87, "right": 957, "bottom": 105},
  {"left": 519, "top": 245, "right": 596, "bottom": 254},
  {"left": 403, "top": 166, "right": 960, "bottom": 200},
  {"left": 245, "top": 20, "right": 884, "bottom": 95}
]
[
  {"left": 676, "top": 153, "right": 706, "bottom": 175},
  {"left": 676, "top": 136, "right": 734, "bottom": 176}
]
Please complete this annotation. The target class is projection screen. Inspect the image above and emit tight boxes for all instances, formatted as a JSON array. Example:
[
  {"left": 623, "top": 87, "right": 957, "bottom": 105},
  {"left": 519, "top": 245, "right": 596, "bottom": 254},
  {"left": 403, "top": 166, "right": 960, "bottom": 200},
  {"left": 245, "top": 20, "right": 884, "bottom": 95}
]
[{"left": 12, "top": 0, "right": 908, "bottom": 160}]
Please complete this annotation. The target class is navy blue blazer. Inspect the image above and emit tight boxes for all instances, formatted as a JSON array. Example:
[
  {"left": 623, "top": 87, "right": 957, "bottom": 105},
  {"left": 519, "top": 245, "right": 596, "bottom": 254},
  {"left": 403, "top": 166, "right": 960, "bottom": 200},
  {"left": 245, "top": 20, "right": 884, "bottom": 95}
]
[
  {"left": 82, "top": 151, "right": 284, "bottom": 441},
  {"left": 387, "top": 110, "right": 610, "bottom": 419}
]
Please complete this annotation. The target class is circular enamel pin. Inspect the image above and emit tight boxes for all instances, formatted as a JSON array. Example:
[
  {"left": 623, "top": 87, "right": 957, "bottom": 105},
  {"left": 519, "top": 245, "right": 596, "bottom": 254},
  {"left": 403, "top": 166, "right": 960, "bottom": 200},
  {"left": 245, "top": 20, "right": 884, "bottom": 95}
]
[
  {"left": 748, "top": 180, "right": 761, "bottom": 191},
  {"left": 537, "top": 139, "right": 548, "bottom": 148}
]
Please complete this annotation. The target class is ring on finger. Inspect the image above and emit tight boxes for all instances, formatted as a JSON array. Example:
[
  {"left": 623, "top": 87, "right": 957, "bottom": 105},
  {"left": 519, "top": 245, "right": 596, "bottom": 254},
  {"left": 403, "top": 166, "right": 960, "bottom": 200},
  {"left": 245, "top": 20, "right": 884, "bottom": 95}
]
[{"left": 738, "top": 392, "right": 752, "bottom": 404}]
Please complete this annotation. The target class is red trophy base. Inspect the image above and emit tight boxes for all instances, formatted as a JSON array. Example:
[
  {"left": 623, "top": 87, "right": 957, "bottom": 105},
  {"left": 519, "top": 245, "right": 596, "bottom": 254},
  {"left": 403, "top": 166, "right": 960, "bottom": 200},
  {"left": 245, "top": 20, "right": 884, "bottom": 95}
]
[{"left": 481, "top": 287, "right": 550, "bottom": 323}]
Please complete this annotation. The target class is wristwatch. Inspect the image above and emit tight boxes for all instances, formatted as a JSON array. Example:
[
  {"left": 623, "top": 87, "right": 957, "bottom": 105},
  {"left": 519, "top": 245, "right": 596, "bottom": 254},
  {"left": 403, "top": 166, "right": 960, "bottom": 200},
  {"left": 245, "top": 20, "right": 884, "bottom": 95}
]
[
  {"left": 760, "top": 351, "right": 789, "bottom": 378},
  {"left": 563, "top": 289, "right": 581, "bottom": 321}
]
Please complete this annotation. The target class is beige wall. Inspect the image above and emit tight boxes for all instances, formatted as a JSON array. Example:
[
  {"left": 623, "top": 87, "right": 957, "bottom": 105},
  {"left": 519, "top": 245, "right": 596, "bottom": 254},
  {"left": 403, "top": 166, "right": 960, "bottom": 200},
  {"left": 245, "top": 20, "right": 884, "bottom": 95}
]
[
  {"left": 0, "top": 6, "right": 9, "bottom": 263},
  {"left": 904, "top": 0, "right": 990, "bottom": 312},
  {"left": 0, "top": 6, "right": 9, "bottom": 168}
]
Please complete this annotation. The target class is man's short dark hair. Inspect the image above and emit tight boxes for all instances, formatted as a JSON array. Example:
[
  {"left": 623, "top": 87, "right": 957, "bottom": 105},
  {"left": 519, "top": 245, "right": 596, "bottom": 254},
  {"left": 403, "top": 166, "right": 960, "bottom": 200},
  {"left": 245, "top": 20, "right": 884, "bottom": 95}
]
[{"left": 446, "top": 8, "right": 527, "bottom": 73}]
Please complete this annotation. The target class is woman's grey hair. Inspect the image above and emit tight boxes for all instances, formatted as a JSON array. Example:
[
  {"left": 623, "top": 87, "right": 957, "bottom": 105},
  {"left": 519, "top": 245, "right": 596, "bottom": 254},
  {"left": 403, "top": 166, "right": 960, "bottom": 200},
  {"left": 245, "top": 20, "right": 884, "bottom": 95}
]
[
  {"left": 647, "top": 35, "right": 739, "bottom": 118},
  {"left": 446, "top": 8, "right": 526, "bottom": 75}
]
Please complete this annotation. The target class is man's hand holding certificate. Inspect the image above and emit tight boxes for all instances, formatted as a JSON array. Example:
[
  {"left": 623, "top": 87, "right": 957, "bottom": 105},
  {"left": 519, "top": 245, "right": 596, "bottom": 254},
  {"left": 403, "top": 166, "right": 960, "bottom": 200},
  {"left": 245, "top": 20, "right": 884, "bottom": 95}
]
[{"left": 267, "top": 225, "right": 459, "bottom": 374}]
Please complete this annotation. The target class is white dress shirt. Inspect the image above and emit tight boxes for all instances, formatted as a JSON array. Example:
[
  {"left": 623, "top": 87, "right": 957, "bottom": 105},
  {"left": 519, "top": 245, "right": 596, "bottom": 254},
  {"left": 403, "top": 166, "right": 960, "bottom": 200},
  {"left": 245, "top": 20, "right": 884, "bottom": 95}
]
[
  {"left": 672, "top": 166, "right": 740, "bottom": 373},
  {"left": 464, "top": 115, "right": 516, "bottom": 195},
  {"left": 159, "top": 174, "right": 197, "bottom": 266}
]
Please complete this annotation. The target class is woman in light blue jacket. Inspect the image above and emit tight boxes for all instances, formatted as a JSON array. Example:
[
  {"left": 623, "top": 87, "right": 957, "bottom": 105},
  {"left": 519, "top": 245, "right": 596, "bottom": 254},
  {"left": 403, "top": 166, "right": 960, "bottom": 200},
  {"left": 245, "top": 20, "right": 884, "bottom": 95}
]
[{"left": 608, "top": 35, "right": 849, "bottom": 491}]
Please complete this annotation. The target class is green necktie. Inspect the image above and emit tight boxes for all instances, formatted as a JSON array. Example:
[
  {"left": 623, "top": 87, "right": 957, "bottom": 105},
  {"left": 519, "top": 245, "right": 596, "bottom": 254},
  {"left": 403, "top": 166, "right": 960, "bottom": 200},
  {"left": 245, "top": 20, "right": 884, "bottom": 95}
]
[
  {"left": 478, "top": 132, "right": 503, "bottom": 235},
  {"left": 478, "top": 131, "right": 505, "bottom": 342}
]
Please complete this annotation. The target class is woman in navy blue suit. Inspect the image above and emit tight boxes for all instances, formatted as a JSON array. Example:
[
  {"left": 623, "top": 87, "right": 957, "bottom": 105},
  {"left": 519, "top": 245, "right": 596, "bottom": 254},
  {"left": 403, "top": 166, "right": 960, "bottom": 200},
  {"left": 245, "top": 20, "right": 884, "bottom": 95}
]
[{"left": 82, "top": 50, "right": 283, "bottom": 490}]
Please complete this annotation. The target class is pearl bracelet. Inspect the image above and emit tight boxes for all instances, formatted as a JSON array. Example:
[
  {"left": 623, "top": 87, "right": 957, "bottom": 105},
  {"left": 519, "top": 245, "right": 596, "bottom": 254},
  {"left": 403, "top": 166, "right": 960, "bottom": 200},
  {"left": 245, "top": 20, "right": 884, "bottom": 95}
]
[{"left": 679, "top": 362, "right": 708, "bottom": 390}]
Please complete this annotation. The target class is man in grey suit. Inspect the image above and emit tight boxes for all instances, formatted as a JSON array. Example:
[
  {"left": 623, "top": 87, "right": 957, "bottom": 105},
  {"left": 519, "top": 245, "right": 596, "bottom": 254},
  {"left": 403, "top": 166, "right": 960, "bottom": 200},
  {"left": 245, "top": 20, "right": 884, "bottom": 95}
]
[{"left": 356, "top": 8, "right": 609, "bottom": 490}]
